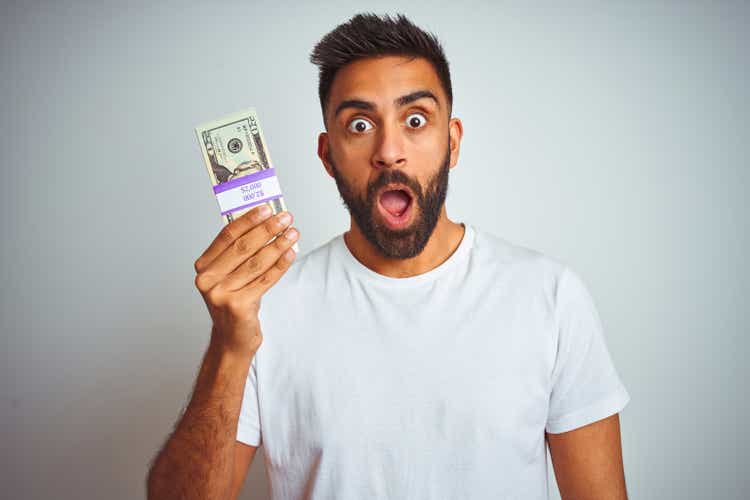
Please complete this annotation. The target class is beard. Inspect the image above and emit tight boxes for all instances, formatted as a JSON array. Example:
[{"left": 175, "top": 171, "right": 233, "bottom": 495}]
[{"left": 327, "top": 144, "right": 451, "bottom": 260}]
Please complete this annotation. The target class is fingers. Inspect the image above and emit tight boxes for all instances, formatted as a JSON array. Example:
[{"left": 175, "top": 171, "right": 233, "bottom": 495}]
[
  {"left": 194, "top": 204, "right": 274, "bottom": 274},
  {"left": 195, "top": 210, "right": 294, "bottom": 292},
  {"left": 223, "top": 224, "right": 300, "bottom": 291},
  {"left": 204, "top": 234, "right": 298, "bottom": 327},
  {"left": 240, "top": 230, "right": 299, "bottom": 296}
]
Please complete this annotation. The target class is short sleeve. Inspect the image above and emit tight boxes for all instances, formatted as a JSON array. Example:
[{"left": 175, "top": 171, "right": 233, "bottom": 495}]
[
  {"left": 237, "top": 353, "right": 262, "bottom": 446},
  {"left": 545, "top": 267, "right": 630, "bottom": 434}
]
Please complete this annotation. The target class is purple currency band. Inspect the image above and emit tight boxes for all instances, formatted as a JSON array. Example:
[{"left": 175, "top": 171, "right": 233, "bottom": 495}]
[
  {"left": 213, "top": 167, "right": 277, "bottom": 194},
  {"left": 213, "top": 167, "right": 283, "bottom": 215}
]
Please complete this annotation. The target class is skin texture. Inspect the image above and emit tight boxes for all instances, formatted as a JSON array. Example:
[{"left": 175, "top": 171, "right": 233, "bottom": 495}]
[
  {"left": 229, "top": 442, "right": 257, "bottom": 498},
  {"left": 325, "top": 143, "right": 452, "bottom": 260},
  {"left": 146, "top": 205, "right": 299, "bottom": 500},
  {"left": 546, "top": 413, "right": 629, "bottom": 499},
  {"left": 317, "top": 55, "right": 467, "bottom": 278}
]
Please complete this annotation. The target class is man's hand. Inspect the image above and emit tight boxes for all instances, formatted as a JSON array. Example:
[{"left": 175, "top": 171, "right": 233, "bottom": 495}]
[
  {"left": 194, "top": 204, "right": 299, "bottom": 356},
  {"left": 146, "top": 204, "right": 299, "bottom": 500}
]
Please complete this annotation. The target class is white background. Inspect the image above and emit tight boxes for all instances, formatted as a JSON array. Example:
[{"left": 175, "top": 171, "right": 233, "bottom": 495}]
[{"left": 1, "top": 1, "right": 747, "bottom": 498}]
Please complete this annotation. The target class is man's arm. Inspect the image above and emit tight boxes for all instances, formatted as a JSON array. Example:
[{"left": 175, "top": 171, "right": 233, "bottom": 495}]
[
  {"left": 146, "top": 205, "right": 298, "bottom": 499},
  {"left": 146, "top": 339, "right": 254, "bottom": 499},
  {"left": 228, "top": 442, "right": 259, "bottom": 499},
  {"left": 546, "top": 413, "right": 628, "bottom": 500}
]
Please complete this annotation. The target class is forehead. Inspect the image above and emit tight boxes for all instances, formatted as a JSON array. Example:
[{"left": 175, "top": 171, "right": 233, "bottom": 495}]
[{"left": 328, "top": 55, "right": 445, "bottom": 112}]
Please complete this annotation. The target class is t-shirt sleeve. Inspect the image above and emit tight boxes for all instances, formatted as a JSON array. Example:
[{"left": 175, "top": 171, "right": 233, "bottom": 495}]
[
  {"left": 236, "top": 353, "right": 262, "bottom": 446},
  {"left": 545, "top": 266, "right": 630, "bottom": 434}
]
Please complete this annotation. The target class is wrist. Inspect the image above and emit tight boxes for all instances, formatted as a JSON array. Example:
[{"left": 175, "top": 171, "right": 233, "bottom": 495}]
[{"left": 208, "top": 327, "right": 257, "bottom": 363}]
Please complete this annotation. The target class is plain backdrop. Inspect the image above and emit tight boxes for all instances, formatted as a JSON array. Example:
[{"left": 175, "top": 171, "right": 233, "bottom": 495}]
[{"left": 1, "top": 1, "right": 747, "bottom": 498}]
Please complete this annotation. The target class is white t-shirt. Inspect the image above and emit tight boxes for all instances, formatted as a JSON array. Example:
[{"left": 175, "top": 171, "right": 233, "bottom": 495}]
[{"left": 237, "top": 223, "right": 630, "bottom": 499}]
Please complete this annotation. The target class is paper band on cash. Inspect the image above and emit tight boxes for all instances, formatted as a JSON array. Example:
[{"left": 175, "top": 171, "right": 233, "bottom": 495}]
[{"left": 212, "top": 167, "right": 283, "bottom": 215}]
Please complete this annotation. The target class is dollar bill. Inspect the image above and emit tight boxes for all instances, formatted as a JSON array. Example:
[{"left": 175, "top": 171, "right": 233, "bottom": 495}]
[{"left": 195, "top": 107, "right": 299, "bottom": 253}]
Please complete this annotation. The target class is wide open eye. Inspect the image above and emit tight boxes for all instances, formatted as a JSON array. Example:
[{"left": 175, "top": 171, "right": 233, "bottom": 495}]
[
  {"left": 347, "top": 118, "right": 373, "bottom": 133},
  {"left": 405, "top": 112, "right": 427, "bottom": 129}
]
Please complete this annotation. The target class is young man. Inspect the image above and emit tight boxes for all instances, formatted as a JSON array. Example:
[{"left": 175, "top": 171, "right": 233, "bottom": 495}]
[{"left": 148, "top": 13, "right": 630, "bottom": 500}]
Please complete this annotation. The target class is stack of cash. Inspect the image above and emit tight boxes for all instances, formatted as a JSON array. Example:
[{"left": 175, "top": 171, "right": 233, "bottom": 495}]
[{"left": 195, "top": 107, "right": 299, "bottom": 253}]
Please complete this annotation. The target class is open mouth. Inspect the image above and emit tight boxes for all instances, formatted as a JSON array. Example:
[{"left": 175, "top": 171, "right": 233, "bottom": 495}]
[{"left": 376, "top": 185, "right": 415, "bottom": 229}]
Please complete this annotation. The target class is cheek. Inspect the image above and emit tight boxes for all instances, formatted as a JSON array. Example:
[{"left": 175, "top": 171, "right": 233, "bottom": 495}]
[
  {"left": 339, "top": 140, "right": 375, "bottom": 164},
  {"left": 409, "top": 126, "right": 445, "bottom": 154},
  {"left": 331, "top": 153, "right": 370, "bottom": 194},
  {"left": 331, "top": 133, "right": 372, "bottom": 163}
]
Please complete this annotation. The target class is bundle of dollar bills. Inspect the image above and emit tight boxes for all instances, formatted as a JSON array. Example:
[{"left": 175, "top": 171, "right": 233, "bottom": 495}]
[{"left": 195, "top": 107, "right": 299, "bottom": 253}]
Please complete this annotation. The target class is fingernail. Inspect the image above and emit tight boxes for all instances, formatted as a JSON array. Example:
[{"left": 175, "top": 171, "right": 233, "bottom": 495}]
[
  {"left": 259, "top": 205, "right": 272, "bottom": 218},
  {"left": 278, "top": 212, "right": 292, "bottom": 225},
  {"left": 284, "top": 228, "right": 298, "bottom": 239}
]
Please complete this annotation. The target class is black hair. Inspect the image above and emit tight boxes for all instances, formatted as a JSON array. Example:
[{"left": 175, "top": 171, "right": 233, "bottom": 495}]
[{"left": 309, "top": 13, "right": 452, "bottom": 125}]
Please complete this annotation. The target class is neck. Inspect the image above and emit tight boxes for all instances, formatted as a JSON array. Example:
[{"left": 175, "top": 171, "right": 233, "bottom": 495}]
[{"left": 343, "top": 207, "right": 466, "bottom": 279}]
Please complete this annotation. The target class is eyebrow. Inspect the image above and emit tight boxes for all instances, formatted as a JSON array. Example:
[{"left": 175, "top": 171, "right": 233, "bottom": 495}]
[{"left": 333, "top": 90, "right": 440, "bottom": 119}]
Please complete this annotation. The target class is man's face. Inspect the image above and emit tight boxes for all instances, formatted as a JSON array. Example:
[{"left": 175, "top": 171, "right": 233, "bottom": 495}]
[{"left": 318, "top": 55, "right": 460, "bottom": 259}]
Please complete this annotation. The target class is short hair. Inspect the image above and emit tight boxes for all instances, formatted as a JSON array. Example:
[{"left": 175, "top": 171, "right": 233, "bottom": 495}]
[{"left": 309, "top": 13, "right": 453, "bottom": 126}]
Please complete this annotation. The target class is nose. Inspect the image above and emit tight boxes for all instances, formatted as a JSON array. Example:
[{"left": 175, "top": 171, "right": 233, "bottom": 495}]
[{"left": 371, "top": 120, "right": 406, "bottom": 169}]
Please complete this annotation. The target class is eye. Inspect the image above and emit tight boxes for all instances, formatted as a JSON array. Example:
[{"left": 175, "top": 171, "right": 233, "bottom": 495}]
[
  {"left": 405, "top": 112, "right": 427, "bottom": 129},
  {"left": 347, "top": 118, "right": 373, "bottom": 133}
]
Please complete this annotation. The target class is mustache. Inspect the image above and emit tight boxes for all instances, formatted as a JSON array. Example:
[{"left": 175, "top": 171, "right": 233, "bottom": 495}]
[{"left": 367, "top": 170, "right": 422, "bottom": 201}]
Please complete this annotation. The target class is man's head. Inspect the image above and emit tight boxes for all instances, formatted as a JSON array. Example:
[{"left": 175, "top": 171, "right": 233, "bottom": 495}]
[
  {"left": 310, "top": 13, "right": 463, "bottom": 259},
  {"left": 310, "top": 13, "right": 453, "bottom": 124}
]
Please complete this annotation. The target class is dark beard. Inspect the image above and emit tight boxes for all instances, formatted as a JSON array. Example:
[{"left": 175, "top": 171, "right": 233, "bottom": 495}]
[{"left": 327, "top": 144, "right": 451, "bottom": 260}]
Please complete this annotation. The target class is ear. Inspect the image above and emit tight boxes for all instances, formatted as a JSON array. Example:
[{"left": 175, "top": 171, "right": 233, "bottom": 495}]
[
  {"left": 448, "top": 117, "right": 463, "bottom": 169},
  {"left": 317, "top": 131, "right": 335, "bottom": 179}
]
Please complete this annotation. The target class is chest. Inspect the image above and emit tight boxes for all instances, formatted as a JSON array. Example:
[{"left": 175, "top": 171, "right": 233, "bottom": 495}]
[{"left": 260, "top": 303, "right": 555, "bottom": 464}]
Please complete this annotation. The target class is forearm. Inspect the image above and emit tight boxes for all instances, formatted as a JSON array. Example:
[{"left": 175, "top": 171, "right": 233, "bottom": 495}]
[{"left": 147, "top": 335, "right": 254, "bottom": 500}]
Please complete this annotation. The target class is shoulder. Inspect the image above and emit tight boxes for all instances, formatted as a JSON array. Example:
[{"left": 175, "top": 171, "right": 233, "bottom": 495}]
[
  {"left": 467, "top": 224, "right": 597, "bottom": 319},
  {"left": 469, "top": 224, "right": 601, "bottom": 338},
  {"left": 470, "top": 224, "right": 567, "bottom": 283},
  {"left": 473, "top": 227, "right": 601, "bottom": 326}
]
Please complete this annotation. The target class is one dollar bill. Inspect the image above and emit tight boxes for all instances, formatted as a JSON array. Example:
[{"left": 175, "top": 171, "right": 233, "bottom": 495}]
[{"left": 195, "top": 107, "right": 299, "bottom": 253}]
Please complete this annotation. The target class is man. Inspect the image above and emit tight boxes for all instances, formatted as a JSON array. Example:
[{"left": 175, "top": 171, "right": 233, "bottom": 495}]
[{"left": 147, "top": 13, "right": 630, "bottom": 500}]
